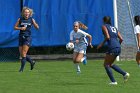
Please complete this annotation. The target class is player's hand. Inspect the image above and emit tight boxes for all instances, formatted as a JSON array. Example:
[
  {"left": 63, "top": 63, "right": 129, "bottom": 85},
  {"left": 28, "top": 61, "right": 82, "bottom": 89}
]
[
  {"left": 90, "top": 45, "right": 93, "bottom": 48},
  {"left": 89, "top": 43, "right": 93, "bottom": 48},
  {"left": 20, "top": 27, "right": 26, "bottom": 31}
]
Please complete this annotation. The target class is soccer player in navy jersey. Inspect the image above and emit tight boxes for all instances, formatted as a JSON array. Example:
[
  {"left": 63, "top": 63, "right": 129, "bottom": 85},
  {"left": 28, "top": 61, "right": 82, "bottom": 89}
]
[
  {"left": 97, "top": 16, "right": 129, "bottom": 85},
  {"left": 14, "top": 7, "right": 39, "bottom": 72}
]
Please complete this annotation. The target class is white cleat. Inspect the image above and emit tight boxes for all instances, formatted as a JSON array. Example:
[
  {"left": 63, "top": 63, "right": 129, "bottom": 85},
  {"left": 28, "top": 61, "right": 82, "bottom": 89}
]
[
  {"left": 77, "top": 71, "right": 81, "bottom": 74},
  {"left": 123, "top": 72, "right": 130, "bottom": 82},
  {"left": 109, "top": 82, "right": 118, "bottom": 85}
]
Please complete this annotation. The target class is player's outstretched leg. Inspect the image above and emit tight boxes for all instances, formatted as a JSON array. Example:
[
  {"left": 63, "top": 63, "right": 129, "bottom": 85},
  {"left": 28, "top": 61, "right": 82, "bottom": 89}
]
[
  {"left": 111, "top": 64, "right": 130, "bottom": 82},
  {"left": 111, "top": 64, "right": 126, "bottom": 76}
]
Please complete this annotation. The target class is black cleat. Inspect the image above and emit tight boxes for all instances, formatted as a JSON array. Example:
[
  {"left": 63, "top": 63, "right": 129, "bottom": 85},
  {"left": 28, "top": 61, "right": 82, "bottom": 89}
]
[
  {"left": 31, "top": 61, "right": 36, "bottom": 70},
  {"left": 19, "top": 69, "right": 23, "bottom": 72}
]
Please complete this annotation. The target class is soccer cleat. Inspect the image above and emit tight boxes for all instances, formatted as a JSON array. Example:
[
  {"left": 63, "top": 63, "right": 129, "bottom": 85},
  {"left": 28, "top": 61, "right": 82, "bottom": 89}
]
[
  {"left": 31, "top": 61, "right": 36, "bottom": 70},
  {"left": 77, "top": 70, "right": 81, "bottom": 74},
  {"left": 123, "top": 72, "right": 130, "bottom": 82},
  {"left": 109, "top": 82, "right": 118, "bottom": 85},
  {"left": 83, "top": 56, "right": 87, "bottom": 65},
  {"left": 19, "top": 69, "right": 23, "bottom": 72}
]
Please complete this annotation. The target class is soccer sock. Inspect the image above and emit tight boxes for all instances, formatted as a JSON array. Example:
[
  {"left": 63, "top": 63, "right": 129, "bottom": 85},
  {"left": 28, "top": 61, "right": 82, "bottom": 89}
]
[
  {"left": 104, "top": 65, "right": 116, "bottom": 82},
  {"left": 80, "top": 57, "right": 86, "bottom": 62},
  {"left": 75, "top": 63, "right": 80, "bottom": 72},
  {"left": 26, "top": 55, "right": 33, "bottom": 64},
  {"left": 19, "top": 57, "right": 26, "bottom": 71},
  {"left": 80, "top": 54, "right": 87, "bottom": 62},
  {"left": 138, "top": 63, "right": 140, "bottom": 67},
  {"left": 111, "top": 64, "right": 126, "bottom": 76}
]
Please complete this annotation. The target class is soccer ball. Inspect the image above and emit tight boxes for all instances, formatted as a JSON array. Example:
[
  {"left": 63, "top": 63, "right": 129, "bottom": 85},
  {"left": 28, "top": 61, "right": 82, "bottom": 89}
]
[{"left": 66, "top": 42, "right": 74, "bottom": 51}]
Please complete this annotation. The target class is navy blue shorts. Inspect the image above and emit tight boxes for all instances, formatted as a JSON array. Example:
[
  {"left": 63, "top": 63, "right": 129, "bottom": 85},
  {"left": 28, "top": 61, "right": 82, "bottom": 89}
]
[
  {"left": 19, "top": 36, "right": 31, "bottom": 46},
  {"left": 106, "top": 47, "right": 121, "bottom": 56}
]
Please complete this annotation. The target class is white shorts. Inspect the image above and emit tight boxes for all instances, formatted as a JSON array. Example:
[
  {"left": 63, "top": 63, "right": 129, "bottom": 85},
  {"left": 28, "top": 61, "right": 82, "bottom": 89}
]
[
  {"left": 74, "top": 44, "right": 87, "bottom": 54},
  {"left": 74, "top": 49, "right": 86, "bottom": 54}
]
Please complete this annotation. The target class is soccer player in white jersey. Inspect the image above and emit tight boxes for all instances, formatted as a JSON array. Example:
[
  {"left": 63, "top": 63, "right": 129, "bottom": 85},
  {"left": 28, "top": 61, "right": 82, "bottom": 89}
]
[
  {"left": 134, "top": 16, "right": 140, "bottom": 67},
  {"left": 70, "top": 21, "right": 92, "bottom": 74}
]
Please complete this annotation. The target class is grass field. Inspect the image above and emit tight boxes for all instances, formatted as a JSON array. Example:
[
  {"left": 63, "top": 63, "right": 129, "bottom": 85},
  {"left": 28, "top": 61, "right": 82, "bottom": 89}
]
[{"left": 0, "top": 60, "right": 140, "bottom": 93}]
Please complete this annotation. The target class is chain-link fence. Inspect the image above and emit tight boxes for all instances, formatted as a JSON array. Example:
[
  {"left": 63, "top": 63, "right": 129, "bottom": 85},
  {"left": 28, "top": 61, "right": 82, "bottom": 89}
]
[
  {"left": 0, "top": 48, "right": 19, "bottom": 62},
  {"left": 117, "top": 0, "right": 140, "bottom": 60}
]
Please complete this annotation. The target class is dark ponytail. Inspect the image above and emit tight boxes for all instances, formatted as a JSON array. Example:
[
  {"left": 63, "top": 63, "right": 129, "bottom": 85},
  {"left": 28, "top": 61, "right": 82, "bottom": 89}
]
[
  {"left": 103, "top": 16, "right": 111, "bottom": 25},
  {"left": 134, "top": 16, "right": 140, "bottom": 26}
]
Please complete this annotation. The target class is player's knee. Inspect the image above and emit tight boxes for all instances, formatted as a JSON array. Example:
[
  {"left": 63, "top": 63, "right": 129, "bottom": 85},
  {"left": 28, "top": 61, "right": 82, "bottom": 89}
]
[
  {"left": 22, "top": 50, "right": 27, "bottom": 56},
  {"left": 73, "top": 59, "right": 76, "bottom": 63},
  {"left": 23, "top": 50, "right": 27, "bottom": 54},
  {"left": 73, "top": 58, "right": 76, "bottom": 63},
  {"left": 75, "top": 58, "right": 81, "bottom": 63},
  {"left": 136, "top": 56, "right": 140, "bottom": 64},
  {"left": 104, "top": 62, "right": 111, "bottom": 67},
  {"left": 136, "top": 54, "right": 140, "bottom": 60}
]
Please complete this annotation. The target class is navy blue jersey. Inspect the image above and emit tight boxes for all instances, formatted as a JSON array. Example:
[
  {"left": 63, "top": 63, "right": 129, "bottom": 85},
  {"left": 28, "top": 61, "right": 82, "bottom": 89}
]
[
  {"left": 104, "top": 24, "right": 121, "bottom": 49},
  {"left": 19, "top": 17, "right": 33, "bottom": 36}
]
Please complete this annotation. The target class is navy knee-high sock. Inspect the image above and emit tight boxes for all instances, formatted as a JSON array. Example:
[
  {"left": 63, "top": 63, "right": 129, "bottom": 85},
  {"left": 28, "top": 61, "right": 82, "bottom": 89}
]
[
  {"left": 111, "top": 64, "right": 126, "bottom": 76},
  {"left": 26, "top": 55, "right": 33, "bottom": 64},
  {"left": 19, "top": 57, "right": 26, "bottom": 71},
  {"left": 105, "top": 65, "right": 116, "bottom": 82}
]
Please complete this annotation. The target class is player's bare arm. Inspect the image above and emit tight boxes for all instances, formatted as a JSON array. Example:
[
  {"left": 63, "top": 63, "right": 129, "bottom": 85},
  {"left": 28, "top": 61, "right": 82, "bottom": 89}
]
[{"left": 32, "top": 18, "right": 39, "bottom": 29}]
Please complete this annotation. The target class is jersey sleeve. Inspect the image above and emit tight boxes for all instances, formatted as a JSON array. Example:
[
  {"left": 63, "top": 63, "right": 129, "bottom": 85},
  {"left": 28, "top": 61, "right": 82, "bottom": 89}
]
[
  {"left": 79, "top": 30, "right": 89, "bottom": 36},
  {"left": 134, "top": 26, "right": 140, "bottom": 34},
  {"left": 70, "top": 31, "right": 74, "bottom": 41}
]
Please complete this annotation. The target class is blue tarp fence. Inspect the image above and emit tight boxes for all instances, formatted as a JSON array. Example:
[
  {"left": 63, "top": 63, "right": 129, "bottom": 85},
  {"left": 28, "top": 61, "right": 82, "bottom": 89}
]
[{"left": 0, "top": 0, "right": 114, "bottom": 47}]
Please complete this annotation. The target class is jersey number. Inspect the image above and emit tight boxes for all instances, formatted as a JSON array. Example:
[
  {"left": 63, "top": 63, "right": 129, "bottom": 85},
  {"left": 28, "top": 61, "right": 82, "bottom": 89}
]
[{"left": 110, "top": 26, "right": 117, "bottom": 33}]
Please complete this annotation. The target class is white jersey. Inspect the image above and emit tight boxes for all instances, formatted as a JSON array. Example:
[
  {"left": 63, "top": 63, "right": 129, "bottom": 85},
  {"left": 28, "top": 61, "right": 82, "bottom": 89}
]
[
  {"left": 70, "top": 29, "right": 89, "bottom": 46},
  {"left": 134, "top": 25, "right": 140, "bottom": 51},
  {"left": 70, "top": 29, "right": 89, "bottom": 53},
  {"left": 134, "top": 25, "right": 140, "bottom": 34}
]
